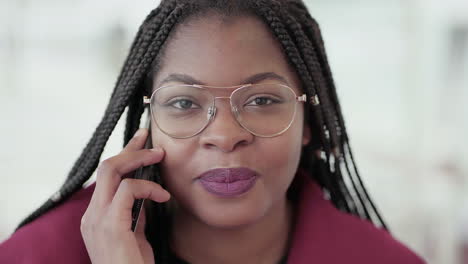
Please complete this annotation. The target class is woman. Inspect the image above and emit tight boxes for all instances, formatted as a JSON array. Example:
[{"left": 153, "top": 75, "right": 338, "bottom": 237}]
[{"left": 0, "top": 0, "right": 426, "bottom": 263}]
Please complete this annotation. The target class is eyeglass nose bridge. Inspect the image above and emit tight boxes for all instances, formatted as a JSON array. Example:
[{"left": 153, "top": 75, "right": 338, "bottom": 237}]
[
  {"left": 207, "top": 105, "right": 216, "bottom": 120},
  {"left": 207, "top": 96, "right": 240, "bottom": 122}
]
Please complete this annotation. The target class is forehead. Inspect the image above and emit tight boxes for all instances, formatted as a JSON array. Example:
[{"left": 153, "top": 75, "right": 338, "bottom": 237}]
[{"left": 153, "top": 15, "right": 301, "bottom": 91}]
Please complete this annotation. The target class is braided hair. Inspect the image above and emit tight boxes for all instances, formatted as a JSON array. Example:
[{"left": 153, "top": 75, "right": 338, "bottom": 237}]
[{"left": 16, "top": 0, "right": 388, "bottom": 262}]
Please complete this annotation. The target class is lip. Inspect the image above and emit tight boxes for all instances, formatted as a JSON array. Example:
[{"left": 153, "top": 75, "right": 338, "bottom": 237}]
[{"left": 196, "top": 167, "right": 258, "bottom": 197}]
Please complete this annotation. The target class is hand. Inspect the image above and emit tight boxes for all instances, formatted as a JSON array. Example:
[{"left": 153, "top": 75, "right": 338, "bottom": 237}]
[{"left": 81, "top": 128, "right": 170, "bottom": 264}]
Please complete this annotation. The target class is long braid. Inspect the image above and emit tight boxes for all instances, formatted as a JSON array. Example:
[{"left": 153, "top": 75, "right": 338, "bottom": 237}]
[
  {"left": 289, "top": 1, "right": 388, "bottom": 228},
  {"left": 120, "top": 3, "right": 189, "bottom": 263},
  {"left": 110, "top": 4, "right": 167, "bottom": 101},
  {"left": 121, "top": 0, "right": 177, "bottom": 143},
  {"left": 280, "top": 8, "right": 364, "bottom": 216},
  {"left": 288, "top": 1, "right": 385, "bottom": 224},
  {"left": 124, "top": 85, "right": 146, "bottom": 143},
  {"left": 119, "top": 5, "right": 185, "bottom": 143},
  {"left": 282, "top": 8, "right": 373, "bottom": 220},
  {"left": 64, "top": 3, "right": 176, "bottom": 184},
  {"left": 16, "top": 0, "right": 184, "bottom": 231},
  {"left": 252, "top": 1, "right": 331, "bottom": 155},
  {"left": 253, "top": 1, "right": 359, "bottom": 214}
]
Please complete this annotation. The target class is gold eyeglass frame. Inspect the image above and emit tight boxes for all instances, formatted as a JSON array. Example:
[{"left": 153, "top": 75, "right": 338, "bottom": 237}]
[{"left": 143, "top": 83, "right": 316, "bottom": 139}]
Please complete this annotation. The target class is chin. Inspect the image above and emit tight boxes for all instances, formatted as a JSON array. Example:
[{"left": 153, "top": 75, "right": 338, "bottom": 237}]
[
  {"left": 167, "top": 178, "right": 283, "bottom": 229},
  {"left": 193, "top": 193, "right": 272, "bottom": 229}
]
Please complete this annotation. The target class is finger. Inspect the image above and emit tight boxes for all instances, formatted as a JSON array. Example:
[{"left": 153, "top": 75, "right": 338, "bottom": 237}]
[
  {"left": 109, "top": 179, "right": 170, "bottom": 227},
  {"left": 120, "top": 128, "right": 149, "bottom": 154},
  {"left": 94, "top": 148, "right": 165, "bottom": 206}
]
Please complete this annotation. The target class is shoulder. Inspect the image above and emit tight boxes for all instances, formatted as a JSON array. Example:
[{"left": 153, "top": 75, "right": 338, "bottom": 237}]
[
  {"left": 321, "top": 204, "right": 426, "bottom": 263},
  {"left": 0, "top": 183, "right": 96, "bottom": 264},
  {"left": 288, "top": 177, "right": 426, "bottom": 264}
]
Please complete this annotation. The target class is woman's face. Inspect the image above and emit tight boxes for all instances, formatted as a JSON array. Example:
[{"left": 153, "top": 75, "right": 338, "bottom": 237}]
[{"left": 151, "top": 15, "right": 310, "bottom": 228}]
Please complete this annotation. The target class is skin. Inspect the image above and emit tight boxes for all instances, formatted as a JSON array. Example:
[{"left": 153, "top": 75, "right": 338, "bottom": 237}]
[
  {"left": 82, "top": 130, "right": 169, "bottom": 264},
  {"left": 150, "top": 14, "right": 311, "bottom": 264}
]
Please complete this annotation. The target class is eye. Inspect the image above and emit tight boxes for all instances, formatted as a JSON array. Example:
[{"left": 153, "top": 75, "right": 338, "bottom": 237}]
[
  {"left": 168, "top": 98, "right": 200, "bottom": 110},
  {"left": 245, "top": 96, "right": 280, "bottom": 106}
]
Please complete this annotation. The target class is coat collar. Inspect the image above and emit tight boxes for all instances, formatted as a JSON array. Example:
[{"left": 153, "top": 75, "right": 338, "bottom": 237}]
[
  {"left": 1, "top": 170, "right": 425, "bottom": 263},
  {"left": 287, "top": 169, "right": 425, "bottom": 264}
]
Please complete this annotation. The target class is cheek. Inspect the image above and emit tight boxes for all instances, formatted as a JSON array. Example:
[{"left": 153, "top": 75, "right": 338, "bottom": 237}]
[
  {"left": 258, "top": 132, "right": 303, "bottom": 184},
  {"left": 151, "top": 128, "right": 198, "bottom": 190},
  {"left": 269, "top": 110, "right": 305, "bottom": 165},
  {"left": 251, "top": 122, "right": 305, "bottom": 197}
]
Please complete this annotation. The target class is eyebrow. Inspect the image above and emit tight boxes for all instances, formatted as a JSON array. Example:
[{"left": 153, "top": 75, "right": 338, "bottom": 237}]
[{"left": 157, "top": 72, "right": 290, "bottom": 87}]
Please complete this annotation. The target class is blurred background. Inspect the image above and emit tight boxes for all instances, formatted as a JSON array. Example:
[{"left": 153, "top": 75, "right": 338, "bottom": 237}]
[{"left": 0, "top": 0, "right": 467, "bottom": 263}]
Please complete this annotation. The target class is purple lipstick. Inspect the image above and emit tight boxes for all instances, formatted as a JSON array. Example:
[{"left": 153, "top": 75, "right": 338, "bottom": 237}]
[{"left": 197, "top": 168, "right": 258, "bottom": 197}]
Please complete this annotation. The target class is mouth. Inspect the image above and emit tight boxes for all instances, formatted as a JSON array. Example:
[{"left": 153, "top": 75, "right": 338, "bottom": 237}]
[{"left": 196, "top": 167, "right": 258, "bottom": 197}]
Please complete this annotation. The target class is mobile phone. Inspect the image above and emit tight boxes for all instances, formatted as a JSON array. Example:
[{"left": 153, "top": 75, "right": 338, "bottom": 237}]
[{"left": 130, "top": 118, "right": 153, "bottom": 232}]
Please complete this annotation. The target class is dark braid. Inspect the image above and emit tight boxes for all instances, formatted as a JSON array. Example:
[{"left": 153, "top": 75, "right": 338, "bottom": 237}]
[
  {"left": 124, "top": 83, "right": 146, "bottom": 142},
  {"left": 15, "top": 0, "right": 185, "bottom": 230},
  {"left": 289, "top": 2, "right": 387, "bottom": 227},
  {"left": 61, "top": 2, "right": 171, "bottom": 187},
  {"left": 288, "top": 1, "right": 387, "bottom": 228},
  {"left": 253, "top": 0, "right": 360, "bottom": 214},
  {"left": 110, "top": 3, "right": 167, "bottom": 101},
  {"left": 282, "top": 7, "right": 374, "bottom": 220},
  {"left": 120, "top": 3, "right": 191, "bottom": 262},
  {"left": 282, "top": 5, "right": 361, "bottom": 215},
  {"left": 64, "top": 2, "right": 176, "bottom": 184},
  {"left": 16, "top": 0, "right": 388, "bottom": 261},
  {"left": 252, "top": 1, "right": 331, "bottom": 152}
]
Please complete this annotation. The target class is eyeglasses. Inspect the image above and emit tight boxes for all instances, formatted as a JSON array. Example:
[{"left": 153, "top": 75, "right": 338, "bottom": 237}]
[{"left": 143, "top": 83, "right": 308, "bottom": 138}]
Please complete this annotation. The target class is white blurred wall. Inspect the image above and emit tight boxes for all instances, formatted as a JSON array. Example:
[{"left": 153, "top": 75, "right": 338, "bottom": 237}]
[{"left": 1, "top": 0, "right": 467, "bottom": 263}]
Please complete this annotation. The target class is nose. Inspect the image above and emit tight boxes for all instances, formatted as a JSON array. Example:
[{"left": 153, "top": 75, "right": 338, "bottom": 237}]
[{"left": 199, "top": 101, "right": 254, "bottom": 152}]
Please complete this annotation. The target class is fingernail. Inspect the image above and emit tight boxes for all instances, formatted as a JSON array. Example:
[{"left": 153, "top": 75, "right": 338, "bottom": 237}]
[{"left": 134, "top": 128, "right": 145, "bottom": 138}]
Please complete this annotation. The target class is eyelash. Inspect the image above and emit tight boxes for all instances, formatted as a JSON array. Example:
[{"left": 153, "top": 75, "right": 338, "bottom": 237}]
[
  {"left": 245, "top": 96, "right": 281, "bottom": 106},
  {"left": 167, "top": 98, "right": 200, "bottom": 109}
]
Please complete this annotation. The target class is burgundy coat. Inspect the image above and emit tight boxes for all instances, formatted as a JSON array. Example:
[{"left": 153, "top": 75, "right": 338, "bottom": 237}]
[{"left": 0, "top": 171, "right": 426, "bottom": 263}]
